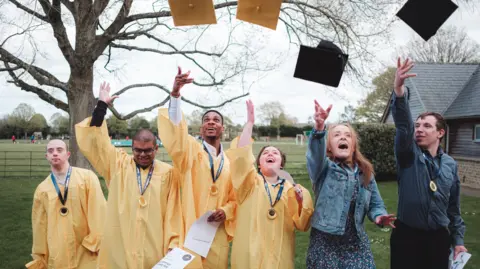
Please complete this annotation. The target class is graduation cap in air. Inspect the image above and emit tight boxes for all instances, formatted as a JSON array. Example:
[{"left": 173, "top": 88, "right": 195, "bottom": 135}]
[
  {"left": 293, "top": 40, "right": 348, "bottom": 88},
  {"left": 168, "top": 0, "right": 217, "bottom": 27},
  {"left": 396, "top": 0, "right": 458, "bottom": 41},
  {"left": 236, "top": 0, "right": 283, "bottom": 30}
]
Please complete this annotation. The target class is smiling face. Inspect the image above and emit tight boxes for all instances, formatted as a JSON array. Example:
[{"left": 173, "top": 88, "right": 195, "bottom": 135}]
[
  {"left": 201, "top": 111, "right": 224, "bottom": 140},
  {"left": 415, "top": 114, "right": 445, "bottom": 149},
  {"left": 327, "top": 124, "right": 355, "bottom": 162},
  {"left": 46, "top": 140, "right": 70, "bottom": 168},
  {"left": 257, "top": 146, "right": 286, "bottom": 176}
]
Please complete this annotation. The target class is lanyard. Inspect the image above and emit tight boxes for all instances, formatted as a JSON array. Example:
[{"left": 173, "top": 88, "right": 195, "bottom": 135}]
[
  {"left": 50, "top": 166, "right": 72, "bottom": 206},
  {"left": 203, "top": 144, "right": 224, "bottom": 183},
  {"left": 261, "top": 173, "right": 285, "bottom": 208},
  {"left": 136, "top": 163, "right": 155, "bottom": 195},
  {"left": 423, "top": 153, "right": 442, "bottom": 182}
]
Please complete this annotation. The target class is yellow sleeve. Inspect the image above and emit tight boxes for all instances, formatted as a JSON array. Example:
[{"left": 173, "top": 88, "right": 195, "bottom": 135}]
[
  {"left": 225, "top": 138, "right": 257, "bottom": 205},
  {"left": 81, "top": 171, "right": 107, "bottom": 253},
  {"left": 219, "top": 178, "right": 237, "bottom": 239},
  {"left": 26, "top": 190, "right": 48, "bottom": 269},
  {"left": 157, "top": 108, "right": 200, "bottom": 174},
  {"left": 75, "top": 117, "right": 129, "bottom": 186},
  {"left": 287, "top": 184, "right": 314, "bottom": 232},
  {"left": 164, "top": 169, "right": 183, "bottom": 254}
]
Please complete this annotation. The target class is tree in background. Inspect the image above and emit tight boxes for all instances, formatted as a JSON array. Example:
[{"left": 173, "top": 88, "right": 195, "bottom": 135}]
[
  {"left": 258, "top": 101, "right": 297, "bottom": 138},
  {"left": 29, "top": 113, "right": 49, "bottom": 136},
  {"left": 50, "top": 113, "right": 69, "bottom": 136},
  {"left": 107, "top": 115, "right": 129, "bottom": 138},
  {"left": 128, "top": 116, "right": 150, "bottom": 136},
  {"left": 338, "top": 105, "right": 357, "bottom": 123},
  {"left": 7, "top": 103, "right": 35, "bottom": 138},
  {"left": 0, "top": 0, "right": 408, "bottom": 167},
  {"left": 397, "top": 26, "right": 480, "bottom": 63},
  {"left": 355, "top": 67, "right": 396, "bottom": 122}
]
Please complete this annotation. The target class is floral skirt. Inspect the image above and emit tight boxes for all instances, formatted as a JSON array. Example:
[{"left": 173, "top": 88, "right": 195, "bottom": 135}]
[{"left": 305, "top": 227, "right": 375, "bottom": 269}]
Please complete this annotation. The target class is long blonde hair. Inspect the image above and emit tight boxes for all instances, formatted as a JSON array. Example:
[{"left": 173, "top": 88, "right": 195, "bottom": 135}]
[{"left": 326, "top": 123, "right": 374, "bottom": 186}]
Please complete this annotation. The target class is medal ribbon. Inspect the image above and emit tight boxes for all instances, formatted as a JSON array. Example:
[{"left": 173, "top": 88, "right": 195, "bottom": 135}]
[
  {"left": 423, "top": 153, "right": 442, "bottom": 183},
  {"left": 136, "top": 163, "right": 155, "bottom": 195},
  {"left": 50, "top": 166, "right": 72, "bottom": 206},
  {"left": 261, "top": 173, "right": 285, "bottom": 208},
  {"left": 204, "top": 144, "right": 224, "bottom": 183}
]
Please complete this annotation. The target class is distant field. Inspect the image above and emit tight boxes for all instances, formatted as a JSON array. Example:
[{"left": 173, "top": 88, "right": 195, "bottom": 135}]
[{"left": 0, "top": 139, "right": 478, "bottom": 269}]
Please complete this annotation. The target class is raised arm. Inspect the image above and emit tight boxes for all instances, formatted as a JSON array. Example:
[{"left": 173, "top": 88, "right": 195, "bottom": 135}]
[
  {"left": 225, "top": 100, "right": 257, "bottom": 204},
  {"left": 75, "top": 82, "right": 129, "bottom": 186},
  {"left": 81, "top": 171, "right": 107, "bottom": 254},
  {"left": 306, "top": 100, "right": 331, "bottom": 188},
  {"left": 448, "top": 165, "right": 467, "bottom": 258},
  {"left": 157, "top": 67, "right": 199, "bottom": 174},
  {"left": 391, "top": 58, "right": 417, "bottom": 167},
  {"left": 26, "top": 190, "right": 48, "bottom": 269}
]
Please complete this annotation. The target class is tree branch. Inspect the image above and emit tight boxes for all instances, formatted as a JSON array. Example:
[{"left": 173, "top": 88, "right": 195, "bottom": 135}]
[
  {"left": 8, "top": 0, "right": 49, "bottom": 22},
  {"left": 109, "top": 96, "right": 170, "bottom": 120},
  {"left": 59, "top": 0, "right": 75, "bottom": 14},
  {"left": 3, "top": 62, "right": 69, "bottom": 112},
  {"left": 38, "top": 0, "right": 75, "bottom": 66},
  {"left": 0, "top": 47, "right": 68, "bottom": 92},
  {"left": 109, "top": 42, "right": 222, "bottom": 57}
]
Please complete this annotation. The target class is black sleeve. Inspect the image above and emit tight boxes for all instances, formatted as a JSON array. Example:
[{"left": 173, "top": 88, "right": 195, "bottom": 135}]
[{"left": 90, "top": 101, "right": 108, "bottom": 127}]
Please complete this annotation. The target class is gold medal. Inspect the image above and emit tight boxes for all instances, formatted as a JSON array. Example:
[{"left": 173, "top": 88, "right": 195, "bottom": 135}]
[
  {"left": 210, "top": 185, "right": 218, "bottom": 196},
  {"left": 267, "top": 208, "right": 277, "bottom": 220},
  {"left": 60, "top": 207, "right": 69, "bottom": 216},
  {"left": 139, "top": 196, "right": 147, "bottom": 207},
  {"left": 429, "top": 181, "right": 437, "bottom": 192}
]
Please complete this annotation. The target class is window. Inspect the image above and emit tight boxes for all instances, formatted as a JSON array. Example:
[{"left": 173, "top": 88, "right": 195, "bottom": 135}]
[{"left": 475, "top": 124, "right": 480, "bottom": 142}]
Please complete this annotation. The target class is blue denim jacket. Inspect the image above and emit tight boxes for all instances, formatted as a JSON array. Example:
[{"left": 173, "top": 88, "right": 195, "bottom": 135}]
[
  {"left": 306, "top": 130, "right": 388, "bottom": 236},
  {"left": 390, "top": 92, "right": 465, "bottom": 246}
]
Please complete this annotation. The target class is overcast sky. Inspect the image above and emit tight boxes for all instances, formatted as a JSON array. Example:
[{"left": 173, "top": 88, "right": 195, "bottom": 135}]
[{"left": 0, "top": 1, "right": 479, "bottom": 126}]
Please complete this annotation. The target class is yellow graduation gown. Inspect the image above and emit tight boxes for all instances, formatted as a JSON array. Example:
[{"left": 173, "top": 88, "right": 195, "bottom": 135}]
[
  {"left": 157, "top": 108, "right": 236, "bottom": 269},
  {"left": 225, "top": 140, "right": 314, "bottom": 269},
  {"left": 26, "top": 167, "right": 106, "bottom": 269},
  {"left": 75, "top": 117, "right": 182, "bottom": 269}
]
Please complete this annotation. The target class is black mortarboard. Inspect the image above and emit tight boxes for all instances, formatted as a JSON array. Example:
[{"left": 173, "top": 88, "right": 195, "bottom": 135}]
[
  {"left": 396, "top": 0, "right": 458, "bottom": 42},
  {"left": 293, "top": 40, "right": 348, "bottom": 88}
]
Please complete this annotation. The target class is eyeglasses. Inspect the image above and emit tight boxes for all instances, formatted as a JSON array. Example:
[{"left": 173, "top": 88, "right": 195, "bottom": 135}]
[{"left": 132, "top": 148, "right": 155, "bottom": 155}]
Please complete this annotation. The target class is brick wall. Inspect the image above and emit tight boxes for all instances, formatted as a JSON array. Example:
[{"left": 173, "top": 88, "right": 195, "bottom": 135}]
[{"left": 454, "top": 156, "right": 480, "bottom": 189}]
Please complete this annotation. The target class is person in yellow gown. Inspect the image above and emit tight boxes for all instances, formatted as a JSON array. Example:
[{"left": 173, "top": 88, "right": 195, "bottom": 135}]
[
  {"left": 225, "top": 100, "right": 314, "bottom": 269},
  {"left": 157, "top": 67, "right": 236, "bottom": 269},
  {"left": 26, "top": 139, "right": 106, "bottom": 269},
  {"left": 75, "top": 82, "right": 182, "bottom": 269}
]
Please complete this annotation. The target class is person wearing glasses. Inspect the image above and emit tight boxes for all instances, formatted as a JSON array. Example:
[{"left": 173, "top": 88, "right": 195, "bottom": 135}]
[
  {"left": 157, "top": 67, "right": 237, "bottom": 269},
  {"left": 26, "top": 139, "right": 106, "bottom": 269},
  {"left": 389, "top": 58, "right": 467, "bottom": 269},
  {"left": 75, "top": 82, "right": 183, "bottom": 269}
]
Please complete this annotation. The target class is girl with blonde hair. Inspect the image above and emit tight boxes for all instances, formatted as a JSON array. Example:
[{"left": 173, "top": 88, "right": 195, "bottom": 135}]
[{"left": 306, "top": 100, "right": 395, "bottom": 269}]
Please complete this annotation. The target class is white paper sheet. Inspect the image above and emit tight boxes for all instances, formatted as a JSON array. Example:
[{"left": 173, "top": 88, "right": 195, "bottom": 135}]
[
  {"left": 183, "top": 210, "right": 221, "bottom": 257},
  {"left": 152, "top": 248, "right": 195, "bottom": 269},
  {"left": 449, "top": 252, "right": 472, "bottom": 269}
]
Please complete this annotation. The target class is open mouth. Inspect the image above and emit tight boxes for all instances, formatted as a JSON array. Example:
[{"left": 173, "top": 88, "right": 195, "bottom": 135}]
[
  {"left": 266, "top": 157, "right": 275, "bottom": 163},
  {"left": 206, "top": 127, "right": 216, "bottom": 132},
  {"left": 338, "top": 142, "right": 349, "bottom": 150}
]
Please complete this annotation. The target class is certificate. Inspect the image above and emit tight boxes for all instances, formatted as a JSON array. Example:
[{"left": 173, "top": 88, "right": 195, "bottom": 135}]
[
  {"left": 184, "top": 210, "right": 221, "bottom": 257},
  {"left": 152, "top": 248, "right": 195, "bottom": 269},
  {"left": 449, "top": 252, "right": 472, "bottom": 269}
]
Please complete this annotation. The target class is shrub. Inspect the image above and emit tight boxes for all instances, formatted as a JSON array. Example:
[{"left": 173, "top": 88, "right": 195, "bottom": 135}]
[{"left": 351, "top": 123, "right": 396, "bottom": 180}]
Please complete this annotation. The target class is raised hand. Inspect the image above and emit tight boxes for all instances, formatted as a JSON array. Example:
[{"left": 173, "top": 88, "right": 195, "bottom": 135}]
[
  {"left": 172, "top": 66, "right": 194, "bottom": 97},
  {"left": 314, "top": 100, "right": 332, "bottom": 131},
  {"left": 98, "top": 82, "right": 118, "bottom": 106},
  {"left": 394, "top": 57, "right": 416, "bottom": 97},
  {"left": 375, "top": 214, "right": 396, "bottom": 228},
  {"left": 246, "top": 99, "right": 254, "bottom": 124}
]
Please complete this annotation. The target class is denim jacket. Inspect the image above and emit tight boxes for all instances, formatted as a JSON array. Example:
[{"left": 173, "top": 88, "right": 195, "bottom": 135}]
[
  {"left": 390, "top": 92, "right": 465, "bottom": 246},
  {"left": 306, "top": 130, "right": 387, "bottom": 236}
]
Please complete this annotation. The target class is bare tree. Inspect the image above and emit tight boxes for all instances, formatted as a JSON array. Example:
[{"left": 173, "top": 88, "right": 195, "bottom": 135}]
[
  {"left": 0, "top": 0, "right": 406, "bottom": 167},
  {"left": 398, "top": 26, "right": 480, "bottom": 63}
]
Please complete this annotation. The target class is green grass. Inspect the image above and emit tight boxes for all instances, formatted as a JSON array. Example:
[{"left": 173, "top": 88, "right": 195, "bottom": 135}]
[{"left": 0, "top": 141, "right": 479, "bottom": 269}]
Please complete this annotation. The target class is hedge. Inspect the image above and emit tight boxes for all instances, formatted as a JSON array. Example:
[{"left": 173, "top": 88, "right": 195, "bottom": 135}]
[{"left": 351, "top": 123, "right": 397, "bottom": 179}]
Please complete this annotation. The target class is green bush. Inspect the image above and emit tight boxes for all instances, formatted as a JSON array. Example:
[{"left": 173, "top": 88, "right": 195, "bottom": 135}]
[{"left": 351, "top": 123, "right": 397, "bottom": 179}]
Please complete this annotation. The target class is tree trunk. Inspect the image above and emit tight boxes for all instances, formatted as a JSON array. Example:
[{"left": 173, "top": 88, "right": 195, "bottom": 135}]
[{"left": 67, "top": 65, "right": 96, "bottom": 169}]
